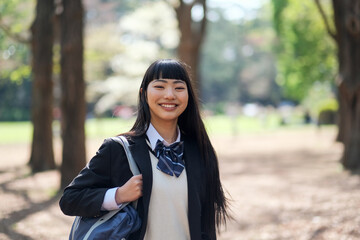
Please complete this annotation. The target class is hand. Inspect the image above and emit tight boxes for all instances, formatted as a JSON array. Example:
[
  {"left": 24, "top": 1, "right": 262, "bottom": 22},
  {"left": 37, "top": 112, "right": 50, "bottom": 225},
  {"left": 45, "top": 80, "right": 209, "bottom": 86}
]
[{"left": 115, "top": 174, "right": 143, "bottom": 204}]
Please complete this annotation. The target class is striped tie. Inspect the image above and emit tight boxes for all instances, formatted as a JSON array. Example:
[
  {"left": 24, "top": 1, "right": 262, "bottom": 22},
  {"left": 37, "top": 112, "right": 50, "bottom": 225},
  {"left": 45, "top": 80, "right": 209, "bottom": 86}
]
[{"left": 154, "top": 140, "right": 185, "bottom": 177}]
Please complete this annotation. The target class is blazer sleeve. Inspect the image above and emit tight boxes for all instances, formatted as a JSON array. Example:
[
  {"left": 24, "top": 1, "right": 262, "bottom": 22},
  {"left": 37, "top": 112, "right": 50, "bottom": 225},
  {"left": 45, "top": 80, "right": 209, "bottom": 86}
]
[{"left": 59, "top": 138, "right": 128, "bottom": 217}]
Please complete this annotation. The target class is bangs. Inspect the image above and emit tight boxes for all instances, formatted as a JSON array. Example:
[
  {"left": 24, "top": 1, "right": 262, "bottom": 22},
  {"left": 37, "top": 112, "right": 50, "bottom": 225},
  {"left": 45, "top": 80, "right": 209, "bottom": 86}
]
[{"left": 150, "top": 60, "right": 189, "bottom": 82}]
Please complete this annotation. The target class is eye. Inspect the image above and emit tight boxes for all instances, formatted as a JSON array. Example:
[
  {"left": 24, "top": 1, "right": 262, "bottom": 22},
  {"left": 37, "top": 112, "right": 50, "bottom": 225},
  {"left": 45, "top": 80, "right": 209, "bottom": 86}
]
[
  {"left": 175, "top": 84, "right": 186, "bottom": 90},
  {"left": 175, "top": 87, "right": 186, "bottom": 90},
  {"left": 154, "top": 85, "right": 164, "bottom": 89}
]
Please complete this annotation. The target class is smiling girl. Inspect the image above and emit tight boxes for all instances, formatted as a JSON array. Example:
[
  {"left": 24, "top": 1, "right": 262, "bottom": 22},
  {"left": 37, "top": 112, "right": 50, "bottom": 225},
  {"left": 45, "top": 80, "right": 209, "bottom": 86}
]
[{"left": 60, "top": 59, "right": 229, "bottom": 240}]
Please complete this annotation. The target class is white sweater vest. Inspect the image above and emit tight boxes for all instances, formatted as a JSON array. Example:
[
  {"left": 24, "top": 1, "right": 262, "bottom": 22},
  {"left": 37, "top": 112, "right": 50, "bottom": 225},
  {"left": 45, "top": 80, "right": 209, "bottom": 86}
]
[{"left": 143, "top": 151, "right": 190, "bottom": 240}]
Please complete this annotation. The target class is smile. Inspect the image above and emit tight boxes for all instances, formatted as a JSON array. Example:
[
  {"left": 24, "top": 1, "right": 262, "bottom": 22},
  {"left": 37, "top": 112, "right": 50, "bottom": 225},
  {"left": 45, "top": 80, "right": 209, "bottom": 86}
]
[{"left": 160, "top": 104, "right": 177, "bottom": 108}]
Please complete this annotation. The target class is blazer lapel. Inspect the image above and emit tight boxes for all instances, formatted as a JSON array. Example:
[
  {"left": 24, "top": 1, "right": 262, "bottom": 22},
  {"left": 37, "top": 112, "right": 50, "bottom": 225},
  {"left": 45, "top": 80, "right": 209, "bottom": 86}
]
[{"left": 128, "top": 135, "right": 153, "bottom": 238}]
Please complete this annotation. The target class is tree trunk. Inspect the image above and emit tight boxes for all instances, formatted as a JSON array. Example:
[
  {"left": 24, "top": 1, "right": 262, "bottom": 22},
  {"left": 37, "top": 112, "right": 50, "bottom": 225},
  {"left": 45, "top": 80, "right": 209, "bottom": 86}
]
[
  {"left": 29, "top": 0, "right": 56, "bottom": 172},
  {"left": 332, "top": 0, "right": 360, "bottom": 171},
  {"left": 59, "top": 0, "right": 86, "bottom": 189},
  {"left": 175, "top": 0, "right": 207, "bottom": 95}
]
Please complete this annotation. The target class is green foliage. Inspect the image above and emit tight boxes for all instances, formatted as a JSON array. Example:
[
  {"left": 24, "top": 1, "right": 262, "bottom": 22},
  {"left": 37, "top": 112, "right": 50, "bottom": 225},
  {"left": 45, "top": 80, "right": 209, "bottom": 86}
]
[
  {"left": 0, "top": 0, "right": 34, "bottom": 45},
  {"left": 0, "top": 74, "right": 32, "bottom": 121},
  {"left": 318, "top": 98, "right": 338, "bottom": 112},
  {"left": 271, "top": 0, "right": 336, "bottom": 101},
  {"left": 201, "top": 5, "right": 280, "bottom": 106},
  {"left": 271, "top": 0, "right": 288, "bottom": 33},
  {"left": 0, "top": 0, "right": 34, "bottom": 121},
  {"left": 302, "top": 81, "right": 337, "bottom": 118},
  {"left": 10, "top": 65, "right": 31, "bottom": 83}
]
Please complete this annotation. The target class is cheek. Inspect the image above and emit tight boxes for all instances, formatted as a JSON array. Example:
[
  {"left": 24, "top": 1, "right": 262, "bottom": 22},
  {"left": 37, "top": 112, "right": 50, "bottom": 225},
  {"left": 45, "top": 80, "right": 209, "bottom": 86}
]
[
  {"left": 185, "top": 95, "right": 189, "bottom": 106},
  {"left": 146, "top": 89, "right": 157, "bottom": 104},
  {"left": 181, "top": 93, "right": 189, "bottom": 109}
]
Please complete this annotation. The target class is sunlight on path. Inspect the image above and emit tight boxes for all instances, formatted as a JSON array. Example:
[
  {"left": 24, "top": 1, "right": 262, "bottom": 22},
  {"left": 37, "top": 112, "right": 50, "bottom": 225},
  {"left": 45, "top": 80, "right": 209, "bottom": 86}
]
[
  {"left": 1, "top": 127, "right": 359, "bottom": 239},
  {"left": 214, "top": 127, "right": 360, "bottom": 240}
]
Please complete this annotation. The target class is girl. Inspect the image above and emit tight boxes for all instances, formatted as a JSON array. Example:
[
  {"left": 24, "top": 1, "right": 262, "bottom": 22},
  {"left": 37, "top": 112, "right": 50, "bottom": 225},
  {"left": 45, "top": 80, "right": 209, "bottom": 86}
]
[{"left": 60, "top": 59, "right": 229, "bottom": 240}]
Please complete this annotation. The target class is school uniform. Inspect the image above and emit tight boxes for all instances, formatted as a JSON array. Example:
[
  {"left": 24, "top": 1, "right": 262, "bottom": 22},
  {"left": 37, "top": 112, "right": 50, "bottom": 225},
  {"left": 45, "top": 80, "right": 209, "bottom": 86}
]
[{"left": 59, "top": 127, "right": 215, "bottom": 239}]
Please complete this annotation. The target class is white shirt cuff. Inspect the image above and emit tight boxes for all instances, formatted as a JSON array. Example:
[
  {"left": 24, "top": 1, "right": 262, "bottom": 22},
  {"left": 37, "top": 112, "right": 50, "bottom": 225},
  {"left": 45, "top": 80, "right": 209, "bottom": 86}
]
[{"left": 101, "top": 187, "right": 123, "bottom": 211}]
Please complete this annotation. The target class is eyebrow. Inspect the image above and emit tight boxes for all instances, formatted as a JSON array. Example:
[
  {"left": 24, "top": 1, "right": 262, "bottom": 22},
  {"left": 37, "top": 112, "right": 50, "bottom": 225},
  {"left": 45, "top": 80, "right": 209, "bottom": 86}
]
[{"left": 153, "top": 79, "right": 186, "bottom": 84}]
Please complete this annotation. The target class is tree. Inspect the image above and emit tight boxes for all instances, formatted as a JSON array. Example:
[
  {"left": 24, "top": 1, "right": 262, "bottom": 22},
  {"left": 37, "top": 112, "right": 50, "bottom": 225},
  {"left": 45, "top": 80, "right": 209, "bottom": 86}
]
[
  {"left": 59, "top": 0, "right": 86, "bottom": 189},
  {"left": 314, "top": 0, "right": 360, "bottom": 170},
  {"left": 271, "top": 0, "right": 336, "bottom": 102},
  {"left": 29, "top": 0, "right": 56, "bottom": 171},
  {"left": 273, "top": 0, "right": 360, "bottom": 170},
  {"left": 174, "top": 0, "right": 207, "bottom": 94}
]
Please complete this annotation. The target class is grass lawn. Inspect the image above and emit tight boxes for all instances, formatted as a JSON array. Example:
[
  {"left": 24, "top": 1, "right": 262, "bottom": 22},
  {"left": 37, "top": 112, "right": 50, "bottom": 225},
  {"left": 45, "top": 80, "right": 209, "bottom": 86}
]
[
  {"left": 0, "top": 114, "right": 324, "bottom": 144},
  {"left": 0, "top": 121, "right": 33, "bottom": 144},
  {"left": 0, "top": 118, "right": 135, "bottom": 144}
]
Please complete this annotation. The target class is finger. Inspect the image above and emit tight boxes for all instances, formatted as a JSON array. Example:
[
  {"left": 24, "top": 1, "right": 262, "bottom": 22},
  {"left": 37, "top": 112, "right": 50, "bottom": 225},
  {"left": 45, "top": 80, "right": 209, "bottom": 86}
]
[
  {"left": 134, "top": 174, "right": 143, "bottom": 179},
  {"left": 132, "top": 176, "right": 140, "bottom": 182},
  {"left": 134, "top": 176, "right": 142, "bottom": 181}
]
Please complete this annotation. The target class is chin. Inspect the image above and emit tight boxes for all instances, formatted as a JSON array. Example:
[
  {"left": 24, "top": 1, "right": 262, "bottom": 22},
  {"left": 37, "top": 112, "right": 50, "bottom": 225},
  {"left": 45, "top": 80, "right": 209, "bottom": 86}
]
[{"left": 159, "top": 114, "right": 181, "bottom": 122}]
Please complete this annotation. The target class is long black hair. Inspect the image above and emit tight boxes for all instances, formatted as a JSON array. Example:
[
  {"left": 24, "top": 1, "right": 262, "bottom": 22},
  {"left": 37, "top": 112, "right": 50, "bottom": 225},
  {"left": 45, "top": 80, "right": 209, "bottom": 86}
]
[{"left": 130, "top": 59, "right": 229, "bottom": 234}]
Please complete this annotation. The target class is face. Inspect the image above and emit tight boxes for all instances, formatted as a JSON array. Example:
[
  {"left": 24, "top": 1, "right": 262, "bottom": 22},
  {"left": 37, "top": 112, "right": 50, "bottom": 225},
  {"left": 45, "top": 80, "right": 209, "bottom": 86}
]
[{"left": 146, "top": 78, "right": 188, "bottom": 125}]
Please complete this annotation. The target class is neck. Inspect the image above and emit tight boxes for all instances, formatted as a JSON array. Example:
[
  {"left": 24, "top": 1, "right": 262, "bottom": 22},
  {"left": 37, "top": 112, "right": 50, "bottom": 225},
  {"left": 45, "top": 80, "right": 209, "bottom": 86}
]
[{"left": 151, "top": 119, "right": 178, "bottom": 143}]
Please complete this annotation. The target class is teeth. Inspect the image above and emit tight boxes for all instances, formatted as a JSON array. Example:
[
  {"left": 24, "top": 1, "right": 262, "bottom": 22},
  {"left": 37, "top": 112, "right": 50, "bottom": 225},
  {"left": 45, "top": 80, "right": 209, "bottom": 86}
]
[{"left": 161, "top": 104, "right": 176, "bottom": 108}]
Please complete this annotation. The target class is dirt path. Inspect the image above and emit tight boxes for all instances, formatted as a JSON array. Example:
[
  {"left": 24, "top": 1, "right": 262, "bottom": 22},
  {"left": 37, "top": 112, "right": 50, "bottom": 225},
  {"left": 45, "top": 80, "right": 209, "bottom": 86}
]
[{"left": 0, "top": 127, "right": 359, "bottom": 240}]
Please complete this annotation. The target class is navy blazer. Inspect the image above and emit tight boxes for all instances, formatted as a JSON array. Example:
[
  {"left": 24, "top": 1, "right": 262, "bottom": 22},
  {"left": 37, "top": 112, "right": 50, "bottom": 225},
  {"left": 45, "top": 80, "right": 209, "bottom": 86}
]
[{"left": 59, "top": 134, "right": 215, "bottom": 240}]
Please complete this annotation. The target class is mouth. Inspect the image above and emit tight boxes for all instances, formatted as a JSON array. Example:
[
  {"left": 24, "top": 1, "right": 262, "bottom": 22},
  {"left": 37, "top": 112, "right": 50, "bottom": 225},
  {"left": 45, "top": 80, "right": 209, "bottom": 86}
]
[{"left": 159, "top": 104, "right": 178, "bottom": 109}]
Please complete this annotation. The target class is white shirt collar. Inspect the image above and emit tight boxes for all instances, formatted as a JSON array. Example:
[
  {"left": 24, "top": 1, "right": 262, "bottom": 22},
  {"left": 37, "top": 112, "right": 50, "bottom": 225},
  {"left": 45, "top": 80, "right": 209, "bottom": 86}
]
[{"left": 146, "top": 123, "right": 181, "bottom": 150}]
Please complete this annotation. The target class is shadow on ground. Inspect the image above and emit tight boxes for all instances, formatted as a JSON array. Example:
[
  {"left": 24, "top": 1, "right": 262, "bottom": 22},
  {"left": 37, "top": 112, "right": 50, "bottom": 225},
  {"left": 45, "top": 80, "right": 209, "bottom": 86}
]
[{"left": 0, "top": 127, "right": 359, "bottom": 240}]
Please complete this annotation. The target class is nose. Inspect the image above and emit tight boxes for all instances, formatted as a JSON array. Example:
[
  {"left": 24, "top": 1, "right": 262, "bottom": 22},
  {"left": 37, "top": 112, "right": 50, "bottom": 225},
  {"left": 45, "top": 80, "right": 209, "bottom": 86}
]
[{"left": 164, "top": 87, "right": 176, "bottom": 99}]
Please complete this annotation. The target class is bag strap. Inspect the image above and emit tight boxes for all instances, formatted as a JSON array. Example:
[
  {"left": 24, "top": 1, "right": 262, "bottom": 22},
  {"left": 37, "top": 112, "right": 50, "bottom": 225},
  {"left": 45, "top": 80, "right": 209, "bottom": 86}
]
[
  {"left": 110, "top": 135, "right": 140, "bottom": 209},
  {"left": 111, "top": 135, "right": 140, "bottom": 176}
]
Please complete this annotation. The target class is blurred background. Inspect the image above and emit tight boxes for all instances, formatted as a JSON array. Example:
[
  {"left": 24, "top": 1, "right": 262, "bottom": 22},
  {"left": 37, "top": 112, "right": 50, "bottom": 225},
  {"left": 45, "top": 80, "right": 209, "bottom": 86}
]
[
  {"left": 1, "top": 0, "right": 360, "bottom": 239},
  {"left": 0, "top": 0, "right": 339, "bottom": 123}
]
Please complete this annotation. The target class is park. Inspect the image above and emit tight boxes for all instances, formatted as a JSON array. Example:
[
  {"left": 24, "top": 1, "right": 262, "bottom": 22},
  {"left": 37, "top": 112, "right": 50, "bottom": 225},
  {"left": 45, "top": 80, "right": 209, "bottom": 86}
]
[{"left": 1, "top": 0, "right": 360, "bottom": 239}]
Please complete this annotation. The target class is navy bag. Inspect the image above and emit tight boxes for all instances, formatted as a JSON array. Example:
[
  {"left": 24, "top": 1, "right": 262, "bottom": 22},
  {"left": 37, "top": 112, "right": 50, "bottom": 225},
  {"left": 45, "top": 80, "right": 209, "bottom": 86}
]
[
  {"left": 69, "top": 205, "right": 141, "bottom": 240},
  {"left": 69, "top": 136, "right": 141, "bottom": 240}
]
